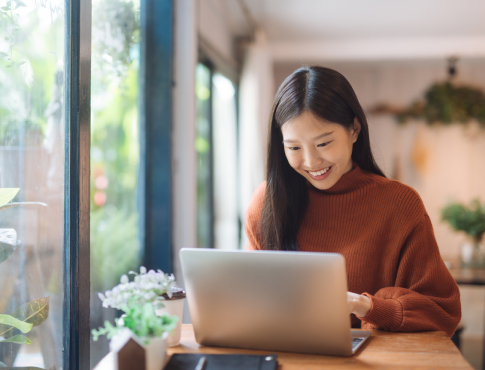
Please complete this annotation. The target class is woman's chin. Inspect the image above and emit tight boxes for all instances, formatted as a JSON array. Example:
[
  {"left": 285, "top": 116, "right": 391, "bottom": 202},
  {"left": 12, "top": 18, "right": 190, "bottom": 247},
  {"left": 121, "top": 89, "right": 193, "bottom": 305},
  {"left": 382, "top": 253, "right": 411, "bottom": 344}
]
[{"left": 306, "top": 175, "right": 337, "bottom": 190}]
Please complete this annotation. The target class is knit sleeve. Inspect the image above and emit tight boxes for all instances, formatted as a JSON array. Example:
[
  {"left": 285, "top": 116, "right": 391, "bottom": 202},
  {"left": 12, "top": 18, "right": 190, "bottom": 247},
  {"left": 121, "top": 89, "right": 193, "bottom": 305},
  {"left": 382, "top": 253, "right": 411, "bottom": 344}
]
[
  {"left": 358, "top": 214, "right": 461, "bottom": 337},
  {"left": 244, "top": 182, "right": 266, "bottom": 251}
]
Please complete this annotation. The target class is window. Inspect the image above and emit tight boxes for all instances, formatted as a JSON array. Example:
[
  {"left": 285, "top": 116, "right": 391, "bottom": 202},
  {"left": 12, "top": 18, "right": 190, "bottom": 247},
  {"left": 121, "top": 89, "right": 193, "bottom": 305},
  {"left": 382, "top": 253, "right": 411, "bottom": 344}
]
[
  {"left": 195, "top": 62, "right": 240, "bottom": 250},
  {"left": 195, "top": 63, "right": 213, "bottom": 249},
  {"left": 0, "top": 1, "right": 65, "bottom": 367},
  {"left": 0, "top": 0, "right": 176, "bottom": 366},
  {"left": 90, "top": 0, "right": 141, "bottom": 366}
]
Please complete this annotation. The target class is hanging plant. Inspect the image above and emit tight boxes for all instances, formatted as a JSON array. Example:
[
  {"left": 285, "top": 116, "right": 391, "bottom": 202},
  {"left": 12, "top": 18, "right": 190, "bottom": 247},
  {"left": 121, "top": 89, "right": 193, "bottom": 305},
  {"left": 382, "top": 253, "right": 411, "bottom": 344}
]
[{"left": 397, "top": 82, "right": 485, "bottom": 125}]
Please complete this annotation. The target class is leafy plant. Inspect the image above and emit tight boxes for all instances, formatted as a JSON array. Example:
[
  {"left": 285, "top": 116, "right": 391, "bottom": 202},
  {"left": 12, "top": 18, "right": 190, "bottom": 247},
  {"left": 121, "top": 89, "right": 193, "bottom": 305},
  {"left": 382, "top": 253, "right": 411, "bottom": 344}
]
[
  {"left": 92, "top": 302, "right": 177, "bottom": 343},
  {"left": 0, "top": 188, "right": 50, "bottom": 345},
  {"left": 92, "top": 267, "right": 178, "bottom": 342},
  {"left": 441, "top": 199, "right": 485, "bottom": 242},
  {"left": 397, "top": 82, "right": 485, "bottom": 125},
  {"left": 0, "top": 0, "right": 27, "bottom": 69}
]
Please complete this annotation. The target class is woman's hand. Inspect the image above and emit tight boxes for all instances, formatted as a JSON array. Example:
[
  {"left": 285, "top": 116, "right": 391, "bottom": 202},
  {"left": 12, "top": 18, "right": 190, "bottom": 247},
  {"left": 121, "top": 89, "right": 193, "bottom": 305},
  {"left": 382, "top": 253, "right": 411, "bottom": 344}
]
[{"left": 347, "top": 292, "right": 371, "bottom": 317}]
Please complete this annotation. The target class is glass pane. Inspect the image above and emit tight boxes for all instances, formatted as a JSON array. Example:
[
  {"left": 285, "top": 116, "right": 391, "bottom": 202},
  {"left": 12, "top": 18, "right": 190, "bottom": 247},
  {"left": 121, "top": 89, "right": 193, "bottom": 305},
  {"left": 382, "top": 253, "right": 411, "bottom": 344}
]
[
  {"left": 212, "top": 73, "right": 239, "bottom": 250},
  {"left": 0, "top": 0, "right": 65, "bottom": 368},
  {"left": 195, "top": 63, "right": 213, "bottom": 249},
  {"left": 90, "top": 0, "right": 141, "bottom": 366}
]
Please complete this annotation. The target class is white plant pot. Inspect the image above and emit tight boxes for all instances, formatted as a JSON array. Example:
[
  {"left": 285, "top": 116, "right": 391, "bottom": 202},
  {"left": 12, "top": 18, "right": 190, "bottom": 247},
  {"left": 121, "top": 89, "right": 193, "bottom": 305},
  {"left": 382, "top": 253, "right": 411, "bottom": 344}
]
[
  {"left": 156, "top": 298, "right": 185, "bottom": 347},
  {"left": 143, "top": 333, "right": 168, "bottom": 370}
]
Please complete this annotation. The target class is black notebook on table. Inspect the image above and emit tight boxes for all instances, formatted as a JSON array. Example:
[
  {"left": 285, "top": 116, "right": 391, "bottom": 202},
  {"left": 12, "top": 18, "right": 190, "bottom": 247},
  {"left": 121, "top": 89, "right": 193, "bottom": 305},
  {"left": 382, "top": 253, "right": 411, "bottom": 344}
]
[{"left": 164, "top": 353, "right": 278, "bottom": 370}]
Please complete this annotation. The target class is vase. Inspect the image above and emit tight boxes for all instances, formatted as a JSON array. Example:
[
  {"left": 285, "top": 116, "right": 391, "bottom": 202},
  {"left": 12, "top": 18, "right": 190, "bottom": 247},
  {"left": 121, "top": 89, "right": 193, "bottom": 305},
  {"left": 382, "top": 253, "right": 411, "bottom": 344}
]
[
  {"left": 155, "top": 287, "right": 186, "bottom": 347},
  {"left": 461, "top": 236, "right": 485, "bottom": 268},
  {"left": 142, "top": 334, "right": 168, "bottom": 370}
]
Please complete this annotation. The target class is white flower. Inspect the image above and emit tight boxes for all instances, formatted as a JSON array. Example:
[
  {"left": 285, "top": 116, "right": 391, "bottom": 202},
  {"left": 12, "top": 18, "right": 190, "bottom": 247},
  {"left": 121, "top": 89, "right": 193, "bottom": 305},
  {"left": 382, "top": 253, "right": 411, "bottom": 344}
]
[
  {"left": 99, "top": 266, "right": 177, "bottom": 310},
  {"left": 98, "top": 292, "right": 106, "bottom": 301}
]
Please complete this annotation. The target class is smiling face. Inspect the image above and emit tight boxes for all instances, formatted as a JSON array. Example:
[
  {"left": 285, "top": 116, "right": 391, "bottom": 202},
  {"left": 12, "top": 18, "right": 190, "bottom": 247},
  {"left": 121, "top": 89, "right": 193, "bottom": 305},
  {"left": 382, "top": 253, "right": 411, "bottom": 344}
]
[{"left": 281, "top": 111, "right": 361, "bottom": 190}]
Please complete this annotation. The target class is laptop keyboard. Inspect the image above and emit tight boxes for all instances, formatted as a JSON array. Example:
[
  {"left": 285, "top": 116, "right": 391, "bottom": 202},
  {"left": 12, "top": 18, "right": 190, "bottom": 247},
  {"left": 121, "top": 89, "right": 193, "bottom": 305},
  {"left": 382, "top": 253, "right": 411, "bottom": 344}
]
[{"left": 351, "top": 337, "right": 365, "bottom": 351}]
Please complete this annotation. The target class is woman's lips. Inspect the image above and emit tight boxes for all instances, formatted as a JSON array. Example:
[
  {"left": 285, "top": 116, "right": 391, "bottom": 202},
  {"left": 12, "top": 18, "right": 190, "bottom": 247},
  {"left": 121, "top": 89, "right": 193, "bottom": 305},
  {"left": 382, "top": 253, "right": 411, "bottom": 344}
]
[{"left": 306, "top": 166, "right": 332, "bottom": 181}]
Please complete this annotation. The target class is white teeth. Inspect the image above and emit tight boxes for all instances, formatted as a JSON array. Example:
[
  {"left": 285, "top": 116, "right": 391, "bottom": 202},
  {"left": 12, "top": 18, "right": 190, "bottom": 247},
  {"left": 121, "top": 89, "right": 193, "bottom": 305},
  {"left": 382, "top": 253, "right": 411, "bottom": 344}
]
[{"left": 309, "top": 166, "right": 331, "bottom": 176}]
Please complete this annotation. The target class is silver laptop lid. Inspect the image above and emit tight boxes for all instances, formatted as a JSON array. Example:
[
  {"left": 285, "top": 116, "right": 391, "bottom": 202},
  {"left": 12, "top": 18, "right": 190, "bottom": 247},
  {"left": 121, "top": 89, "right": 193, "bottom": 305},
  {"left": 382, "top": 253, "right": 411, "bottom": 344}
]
[{"left": 180, "top": 248, "right": 355, "bottom": 356}]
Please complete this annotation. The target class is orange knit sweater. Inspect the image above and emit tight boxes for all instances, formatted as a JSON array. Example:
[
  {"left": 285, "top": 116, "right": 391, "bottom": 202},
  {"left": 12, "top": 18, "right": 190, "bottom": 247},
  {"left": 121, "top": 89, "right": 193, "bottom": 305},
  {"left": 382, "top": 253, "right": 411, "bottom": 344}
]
[{"left": 245, "top": 164, "right": 461, "bottom": 337}]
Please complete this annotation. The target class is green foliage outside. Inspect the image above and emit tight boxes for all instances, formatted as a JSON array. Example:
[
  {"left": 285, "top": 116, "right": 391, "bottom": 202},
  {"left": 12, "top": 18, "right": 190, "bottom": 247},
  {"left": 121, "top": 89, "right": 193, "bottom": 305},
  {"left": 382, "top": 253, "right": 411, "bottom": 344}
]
[
  {"left": 441, "top": 199, "right": 485, "bottom": 242},
  {"left": 398, "top": 82, "right": 485, "bottom": 125},
  {"left": 0, "top": 0, "right": 63, "bottom": 145},
  {"left": 90, "top": 0, "right": 141, "bottom": 291},
  {"left": 90, "top": 208, "right": 139, "bottom": 293}
]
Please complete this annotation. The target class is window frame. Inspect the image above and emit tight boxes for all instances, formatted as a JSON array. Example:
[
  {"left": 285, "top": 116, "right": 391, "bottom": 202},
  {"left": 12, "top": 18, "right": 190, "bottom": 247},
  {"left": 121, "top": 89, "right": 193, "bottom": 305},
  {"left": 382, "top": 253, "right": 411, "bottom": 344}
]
[
  {"left": 139, "top": 0, "right": 174, "bottom": 274},
  {"left": 63, "top": 0, "right": 91, "bottom": 368},
  {"left": 62, "top": 0, "right": 175, "bottom": 368}
]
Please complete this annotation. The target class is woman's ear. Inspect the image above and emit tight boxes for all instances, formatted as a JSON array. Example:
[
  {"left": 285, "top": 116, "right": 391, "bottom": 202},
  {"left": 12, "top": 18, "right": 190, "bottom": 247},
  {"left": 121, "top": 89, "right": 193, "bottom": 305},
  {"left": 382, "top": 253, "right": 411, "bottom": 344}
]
[{"left": 351, "top": 117, "right": 361, "bottom": 143}]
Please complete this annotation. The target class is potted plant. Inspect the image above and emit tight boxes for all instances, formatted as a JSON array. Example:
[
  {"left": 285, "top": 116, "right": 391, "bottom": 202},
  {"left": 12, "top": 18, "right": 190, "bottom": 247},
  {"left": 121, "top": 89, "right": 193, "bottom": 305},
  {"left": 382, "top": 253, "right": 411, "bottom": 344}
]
[
  {"left": 92, "top": 266, "right": 179, "bottom": 370},
  {"left": 441, "top": 199, "right": 485, "bottom": 268}
]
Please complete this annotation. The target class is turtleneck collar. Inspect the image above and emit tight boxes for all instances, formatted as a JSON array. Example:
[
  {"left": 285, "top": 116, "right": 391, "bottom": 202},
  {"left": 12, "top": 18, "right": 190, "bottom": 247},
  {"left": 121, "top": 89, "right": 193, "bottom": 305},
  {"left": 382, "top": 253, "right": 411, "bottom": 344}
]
[{"left": 308, "top": 163, "right": 373, "bottom": 195}]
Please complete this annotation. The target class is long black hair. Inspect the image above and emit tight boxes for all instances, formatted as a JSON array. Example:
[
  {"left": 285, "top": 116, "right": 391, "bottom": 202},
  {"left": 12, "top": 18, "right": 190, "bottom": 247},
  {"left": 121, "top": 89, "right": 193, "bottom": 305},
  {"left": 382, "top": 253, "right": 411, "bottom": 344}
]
[{"left": 260, "top": 66, "right": 386, "bottom": 251}]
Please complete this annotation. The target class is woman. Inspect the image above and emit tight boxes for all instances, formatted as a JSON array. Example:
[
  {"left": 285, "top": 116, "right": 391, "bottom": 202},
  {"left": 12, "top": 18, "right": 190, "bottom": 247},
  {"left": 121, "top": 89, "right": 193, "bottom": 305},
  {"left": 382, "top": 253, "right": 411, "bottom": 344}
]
[{"left": 245, "top": 66, "right": 461, "bottom": 337}]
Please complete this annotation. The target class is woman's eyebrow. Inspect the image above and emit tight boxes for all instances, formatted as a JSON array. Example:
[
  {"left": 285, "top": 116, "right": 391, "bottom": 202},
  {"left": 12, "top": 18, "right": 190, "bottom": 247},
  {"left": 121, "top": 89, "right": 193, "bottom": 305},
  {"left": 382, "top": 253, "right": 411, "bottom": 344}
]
[{"left": 283, "top": 131, "right": 334, "bottom": 143}]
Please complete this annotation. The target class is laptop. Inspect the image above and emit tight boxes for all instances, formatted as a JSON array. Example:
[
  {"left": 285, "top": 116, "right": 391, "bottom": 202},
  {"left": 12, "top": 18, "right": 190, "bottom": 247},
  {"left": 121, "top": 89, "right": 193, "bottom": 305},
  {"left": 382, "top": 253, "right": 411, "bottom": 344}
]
[{"left": 179, "top": 248, "right": 371, "bottom": 356}]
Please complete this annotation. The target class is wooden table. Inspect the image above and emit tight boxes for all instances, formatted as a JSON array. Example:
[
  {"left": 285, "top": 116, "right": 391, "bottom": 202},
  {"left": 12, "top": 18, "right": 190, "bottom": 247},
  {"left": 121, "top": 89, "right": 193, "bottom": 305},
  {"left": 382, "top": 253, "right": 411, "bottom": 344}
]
[{"left": 167, "top": 324, "right": 472, "bottom": 369}]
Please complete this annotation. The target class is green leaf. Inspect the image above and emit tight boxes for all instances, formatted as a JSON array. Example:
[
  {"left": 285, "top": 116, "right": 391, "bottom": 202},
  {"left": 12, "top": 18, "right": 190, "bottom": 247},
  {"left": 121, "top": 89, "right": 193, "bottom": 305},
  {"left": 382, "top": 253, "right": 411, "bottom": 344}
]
[
  {"left": 0, "top": 297, "right": 49, "bottom": 338},
  {"left": 0, "top": 334, "right": 32, "bottom": 344},
  {"left": 15, "top": 1, "right": 26, "bottom": 8},
  {"left": 0, "top": 189, "right": 19, "bottom": 208},
  {"left": 0, "top": 241, "right": 17, "bottom": 264},
  {"left": 0, "top": 7, "right": 9, "bottom": 11},
  {"left": 0, "top": 315, "right": 32, "bottom": 334},
  {"left": 0, "top": 202, "right": 47, "bottom": 211},
  {"left": 0, "top": 52, "right": 7, "bottom": 58}
]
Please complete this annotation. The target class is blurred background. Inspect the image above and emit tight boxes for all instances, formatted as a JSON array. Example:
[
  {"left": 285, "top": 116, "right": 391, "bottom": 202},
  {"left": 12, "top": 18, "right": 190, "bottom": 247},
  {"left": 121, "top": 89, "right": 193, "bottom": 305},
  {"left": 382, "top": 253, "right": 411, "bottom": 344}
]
[
  {"left": 197, "top": 1, "right": 485, "bottom": 367},
  {"left": 1, "top": 0, "right": 485, "bottom": 368}
]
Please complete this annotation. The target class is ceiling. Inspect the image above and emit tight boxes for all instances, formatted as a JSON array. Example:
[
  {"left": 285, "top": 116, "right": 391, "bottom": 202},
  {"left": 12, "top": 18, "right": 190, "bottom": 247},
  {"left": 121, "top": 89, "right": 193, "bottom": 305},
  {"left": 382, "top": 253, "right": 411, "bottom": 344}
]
[
  {"left": 220, "top": 0, "right": 485, "bottom": 61},
  {"left": 226, "top": 0, "right": 485, "bottom": 41}
]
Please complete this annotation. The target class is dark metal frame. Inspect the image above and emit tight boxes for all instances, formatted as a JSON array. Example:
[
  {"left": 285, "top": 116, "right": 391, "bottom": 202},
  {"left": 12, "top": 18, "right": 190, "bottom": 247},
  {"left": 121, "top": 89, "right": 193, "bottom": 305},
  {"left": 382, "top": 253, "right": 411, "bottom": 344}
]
[
  {"left": 139, "top": 0, "right": 174, "bottom": 273},
  {"left": 63, "top": 0, "right": 91, "bottom": 368}
]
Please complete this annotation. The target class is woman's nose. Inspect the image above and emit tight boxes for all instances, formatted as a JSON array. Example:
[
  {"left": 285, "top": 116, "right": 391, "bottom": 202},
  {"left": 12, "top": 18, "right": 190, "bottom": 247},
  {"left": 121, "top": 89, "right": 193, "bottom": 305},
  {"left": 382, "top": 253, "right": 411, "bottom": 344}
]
[{"left": 303, "top": 148, "right": 322, "bottom": 169}]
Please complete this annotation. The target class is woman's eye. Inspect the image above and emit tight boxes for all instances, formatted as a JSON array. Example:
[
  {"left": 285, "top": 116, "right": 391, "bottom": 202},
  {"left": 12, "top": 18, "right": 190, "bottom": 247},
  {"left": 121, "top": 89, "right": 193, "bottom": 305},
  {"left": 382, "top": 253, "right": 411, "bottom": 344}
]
[
  {"left": 317, "top": 141, "right": 332, "bottom": 148},
  {"left": 288, "top": 147, "right": 300, "bottom": 151}
]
